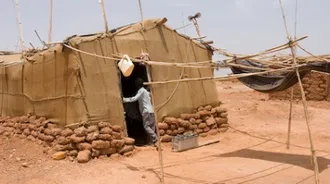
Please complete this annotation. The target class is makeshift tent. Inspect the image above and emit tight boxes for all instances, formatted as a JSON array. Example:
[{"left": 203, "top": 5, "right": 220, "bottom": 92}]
[
  {"left": 230, "top": 60, "right": 330, "bottom": 93},
  {"left": 0, "top": 18, "right": 218, "bottom": 132}
]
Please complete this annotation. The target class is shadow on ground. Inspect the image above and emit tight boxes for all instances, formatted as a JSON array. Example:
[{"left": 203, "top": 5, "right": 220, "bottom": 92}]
[{"left": 216, "top": 149, "right": 329, "bottom": 172}]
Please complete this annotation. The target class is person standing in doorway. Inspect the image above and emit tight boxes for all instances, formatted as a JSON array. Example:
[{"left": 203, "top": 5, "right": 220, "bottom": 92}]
[{"left": 123, "top": 78, "right": 158, "bottom": 145}]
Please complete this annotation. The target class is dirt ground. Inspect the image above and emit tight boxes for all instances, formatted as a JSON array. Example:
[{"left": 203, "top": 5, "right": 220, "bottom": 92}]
[{"left": 0, "top": 81, "right": 329, "bottom": 184}]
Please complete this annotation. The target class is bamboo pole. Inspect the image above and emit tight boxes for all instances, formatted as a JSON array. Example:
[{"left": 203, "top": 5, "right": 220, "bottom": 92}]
[
  {"left": 12, "top": 0, "right": 24, "bottom": 51},
  {"left": 138, "top": 0, "right": 144, "bottom": 30},
  {"left": 279, "top": 1, "right": 319, "bottom": 183},
  {"left": 144, "top": 64, "right": 306, "bottom": 85},
  {"left": 286, "top": 87, "right": 293, "bottom": 149},
  {"left": 145, "top": 65, "right": 165, "bottom": 184},
  {"left": 48, "top": 0, "right": 53, "bottom": 43},
  {"left": 99, "top": 0, "right": 109, "bottom": 32}
]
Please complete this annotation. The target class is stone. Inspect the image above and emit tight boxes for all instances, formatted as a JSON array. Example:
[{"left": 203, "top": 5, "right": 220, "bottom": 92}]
[
  {"left": 177, "top": 127, "right": 185, "bottom": 134},
  {"left": 189, "top": 118, "right": 196, "bottom": 124},
  {"left": 61, "top": 128, "right": 74, "bottom": 136},
  {"left": 204, "top": 105, "right": 213, "bottom": 111},
  {"left": 123, "top": 151, "right": 133, "bottom": 157},
  {"left": 91, "top": 149, "right": 101, "bottom": 158},
  {"left": 86, "top": 132, "right": 99, "bottom": 142},
  {"left": 216, "top": 117, "right": 228, "bottom": 125},
  {"left": 203, "top": 127, "right": 210, "bottom": 132},
  {"left": 161, "top": 135, "right": 172, "bottom": 142},
  {"left": 67, "top": 150, "right": 78, "bottom": 157},
  {"left": 124, "top": 137, "right": 135, "bottom": 145},
  {"left": 54, "top": 144, "right": 75, "bottom": 151},
  {"left": 74, "top": 127, "right": 88, "bottom": 137},
  {"left": 50, "top": 128, "right": 62, "bottom": 136},
  {"left": 218, "top": 127, "right": 229, "bottom": 133},
  {"left": 70, "top": 134, "right": 85, "bottom": 143},
  {"left": 171, "top": 130, "right": 178, "bottom": 136},
  {"left": 199, "top": 133, "right": 208, "bottom": 138},
  {"left": 15, "top": 157, "right": 22, "bottom": 162},
  {"left": 195, "top": 119, "right": 202, "bottom": 124},
  {"left": 23, "top": 128, "right": 30, "bottom": 136},
  {"left": 220, "top": 113, "right": 228, "bottom": 118},
  {"left": 87, "top": 125, "right": 99, "bottom": 133},
  {"left": 165, "top": 130, "right": 172, "bottom": 135},
  {"left": 220, "top": 123, "right": 229, "bottom": 128},
  {"left": 57, "top": 136, "right": 72, "bottom": 145},
  {"left": 198, "top": 110, "right": 211, "bottom": 117},
  {"left": 190, "top": 124, "right": 198, "bottom": 130},
  {"left": 77, "top": 150, "right": 91, "bottom": 163},
  {"left": 30, "top": 131, "right": 38, "bottom": 137},
  {"left": 195, "top": 128, "right": 204, "bottom": 134},
  {"left": 206, "top": 117, "right": 216, "bottom": 126},
  {"left": 170, "top": 124, "right": 177, "bottom": 130},
  {"left": 99, "top": 148, "right": 117, "bottom": 155},
  {"left": 52, "top": 151, "right": 66, "bottom": 160},
  {"left": 100, "top": 127, "right": 112, "bottom": 134},
  {"left": 209, "top": 129, "right": 218, "bottom": 135},
  {"left": 92, "top": 140, "right": 110, "bottom": 149},
  {"left": 22, "top": 162, "right": 29, "bottom": 168},
  {"left": 164, "top": 117, "right": 178, "bottom": 124},
  {"left": 98, "top": 134, "right": 112, "bottom": 141},
  {"left": 119, "top": 145, "right": 134, "bottom": 155},
  {"left": 76, "top": 142, "right": 93, "bottom": 151},
  {"left": 27, "top": 135, "right": 36, "bottom": 142},
  {"left": 158, "top": 123, "right": 169, "bottom": 130},
  {"left": 211, "top": 108, "right": 217, "bottom": 114},
  {"left": 159, "top": 129, "right": 165, "bottom": 136},
  {"left": 111, "top": 139, "right": 125, "bottom": 148},
  {"left": 198, "top": 123, "right": 207, "bottom": 129},
  {"left": 98, "top": 122, "right": 111, "bottom": 128},
  {"left": 112, "top": 132, "right": 122, "bottom": 139},
  {"left": 112, "top": 125, "right": 122, "bottom": 132}
]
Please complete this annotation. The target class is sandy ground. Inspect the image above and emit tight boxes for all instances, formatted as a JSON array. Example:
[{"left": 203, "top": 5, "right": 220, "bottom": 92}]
[{"left": 0, "top": 81, "right": 329, "bottom": 184}]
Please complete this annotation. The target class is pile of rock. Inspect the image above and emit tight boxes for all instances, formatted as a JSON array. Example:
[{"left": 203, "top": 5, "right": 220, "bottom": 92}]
[
  {"left": 269, "top": 71, "right": 330, "bottom": 101},
  {"left": 159, "top": 104, "right": 229, "bottom": 142},
  {"left": 0, "top": 115, "right": 135, "bottom": 163}
]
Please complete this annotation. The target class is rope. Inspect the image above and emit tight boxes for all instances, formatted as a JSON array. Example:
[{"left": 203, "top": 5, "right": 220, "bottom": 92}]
[{"left": 155, "top": 36, "right": 191, "bottom": 111}]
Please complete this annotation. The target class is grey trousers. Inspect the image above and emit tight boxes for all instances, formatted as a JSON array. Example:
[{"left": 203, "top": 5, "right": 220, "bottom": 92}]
[{"left": 142, "top": 113, "right": 158, "bottom": 143}]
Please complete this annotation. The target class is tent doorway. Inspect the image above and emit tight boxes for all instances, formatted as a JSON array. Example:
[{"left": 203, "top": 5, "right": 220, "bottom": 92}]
[{"left": 119, "top": 62, "right": 150, "bottom": 146}]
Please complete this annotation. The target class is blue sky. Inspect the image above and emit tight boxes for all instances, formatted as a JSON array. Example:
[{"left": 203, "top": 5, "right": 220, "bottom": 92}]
[{"left": 1, "top": 0, "right": 329, "bottom": 57}]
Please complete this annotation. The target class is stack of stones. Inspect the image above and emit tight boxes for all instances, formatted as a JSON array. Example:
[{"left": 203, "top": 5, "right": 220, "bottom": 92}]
[
  {"left": 0, "top": 115, "right": 135, "bottom": 163},
  {"left": 269, "top": 71, "right": 330, "bottom": 101},
  {"left": 158, "top": 104, "right": 229, "bottom": 142}
]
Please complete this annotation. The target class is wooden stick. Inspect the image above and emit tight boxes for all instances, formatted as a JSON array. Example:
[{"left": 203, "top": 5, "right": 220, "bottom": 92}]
[
  {"left": 48, "top": 0, "right": 53, "bottom": 43},
  {"left": 99, "top": 0, "right": 109, "bottom": 32},
  {"left": 138, "top": 0, "right": 144, "bottom": 30},
  {"left": 286, "top": 87, "right": 293, "bottom": 149},
  {"left": 12, "top": 0, "right": 24, "bottom": 51},
  {"left": 279, "top": 1, "right": 319, "bottom": 183},
  {"left": 145, "top": 65, "right": 165, "bottom": 184},
  {"left": 144, "top": 64, "right": 306, "bottom": 85},
  {"left": 295, "top": 66, "right": 320, "bottom": 184},
  {"left": 297, "top": 44, "right": 330, "bottom": 63}
]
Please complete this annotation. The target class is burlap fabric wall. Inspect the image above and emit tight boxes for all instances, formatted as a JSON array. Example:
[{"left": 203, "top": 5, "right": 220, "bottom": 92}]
[{"left": 0, "top": 18, "right": 219, "bottom": 130}]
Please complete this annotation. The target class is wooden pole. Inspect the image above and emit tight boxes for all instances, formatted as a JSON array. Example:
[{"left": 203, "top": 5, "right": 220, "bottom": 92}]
[
  {"left": 138, "top": 0, "right": 144, "bottom": 30},
  {"left": 12, "top": 0, "right": 24, "bottom": 51},
  {"left": 287, "top": 0, "right": 298, "bottom": 150},
  {"left": 279, "top": 1, "right": 319, "bottom": 183},
  {"left": 286, "top": 87, "right": 293, "bottom": 149},
  {"left": 145, "top": 65, "right": 165, "bottom": 183},
  {"left": 99, "top": 0, "right": 109, "bottom": 32},
  {"left": 48, "top": 0, "right": 53, "bottom": 43}
]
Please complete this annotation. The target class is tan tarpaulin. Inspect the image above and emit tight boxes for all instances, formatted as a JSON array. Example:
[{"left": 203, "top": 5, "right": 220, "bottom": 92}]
[{"left": 0, "top": 18, "right": 219, "bottom": 131}]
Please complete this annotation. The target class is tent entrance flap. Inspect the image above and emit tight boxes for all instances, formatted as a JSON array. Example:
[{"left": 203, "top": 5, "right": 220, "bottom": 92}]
[{"left": 119, "top": 62, "right": 150, "bottom": 146}]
